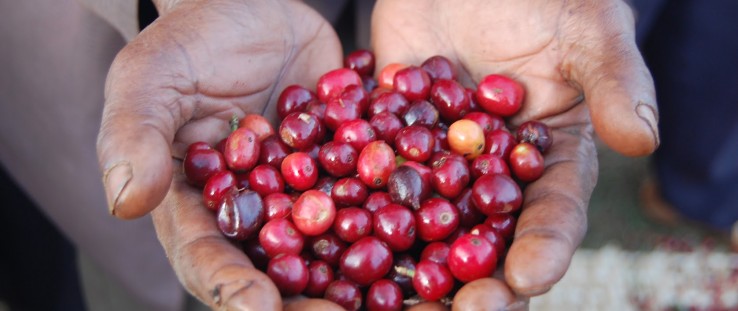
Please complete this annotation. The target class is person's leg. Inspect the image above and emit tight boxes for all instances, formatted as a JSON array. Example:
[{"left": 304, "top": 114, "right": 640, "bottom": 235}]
[
  {"left": 0, "top": 1, "right": 186, "bottom": 310},
  {"left": 639, "top": 0, "right": 738, "bottom": 230},
  {"left": 0, "top": 165, "right": 86, "bottom": 311}
]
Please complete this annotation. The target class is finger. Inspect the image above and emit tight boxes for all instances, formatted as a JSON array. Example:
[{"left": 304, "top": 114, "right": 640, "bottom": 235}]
[
  {"left": 96, "top": 32, "right": 195, "bottom": 219},
  {"left": 151, "top": 160, "right": 281, "bottom": 310},
  {"left": 370, "top": 1, "right": 453, "bottom": 75},
  {"left": 564, "top": 0, "right": 659, "bottom": 156},
  {"left": 283, "top": 298, "right": 344, "bottom": 311},
  {"left": 452, "top": 278, "right": 524, "bottom": 311},
  {"left": 406, "top": 302, "right": 450, "bottom": 311},
  {"left": 504, "top": 116, "right": 597, "bottom": 296}
]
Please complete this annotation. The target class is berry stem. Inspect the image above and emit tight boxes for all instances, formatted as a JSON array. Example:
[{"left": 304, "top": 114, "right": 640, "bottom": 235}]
[
  {"left": 230, "top": 114, "right": 240, "bottom": 132},
  {"left": 394, "top": 265, "right": 415, "bottom": 278}
]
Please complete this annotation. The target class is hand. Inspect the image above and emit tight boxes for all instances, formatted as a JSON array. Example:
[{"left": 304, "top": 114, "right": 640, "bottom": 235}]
[
  {"left": 372, "top": 0, "right": 659, "bottom": 308},
  {"left": 96, "top": 0, "right": 344, "bottom": 309}
]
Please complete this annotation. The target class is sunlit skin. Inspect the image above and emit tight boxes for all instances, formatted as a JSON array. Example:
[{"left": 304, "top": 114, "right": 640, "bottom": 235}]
[
  {"left": 372, "top": 1, "right": 657, "bottom": 305},
  {"left": 96, "top": 0, "right": 659, "bottom": 309}
]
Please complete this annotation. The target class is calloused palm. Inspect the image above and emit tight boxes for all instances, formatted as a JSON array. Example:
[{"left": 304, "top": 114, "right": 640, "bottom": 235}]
[
  {"left": 96, "top": 0, "right": 345, "bottom": 309},
  {"left": 372, "top": 0, "right": 659, "bottom": 306}
]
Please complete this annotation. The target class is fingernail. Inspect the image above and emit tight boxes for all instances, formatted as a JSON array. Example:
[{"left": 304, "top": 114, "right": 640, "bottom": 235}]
[
  {"left": 636, "top": 103, "right": 660, "bottom": 147},
  {"left": 103, "top": 162, "right": 132, "bottom": 216}
]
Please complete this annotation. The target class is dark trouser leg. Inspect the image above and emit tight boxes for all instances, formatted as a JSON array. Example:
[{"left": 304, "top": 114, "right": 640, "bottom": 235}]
[
  {"left": 0, "top": 165, "right": 87, "bottom": 311},
  {"left": 640, "top": 0, "right": 738, "bottom": 229}
]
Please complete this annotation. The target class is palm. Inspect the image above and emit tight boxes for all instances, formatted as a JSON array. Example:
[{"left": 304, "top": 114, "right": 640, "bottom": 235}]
[
  {"left": 98, "top": 1, "right": 344, "bottom": 309},
  {"left": 371, "top": 0, "right": 653, "bottom": 302},
  {"left": 104, "top": 0, "right": 342, "bottom": 158},
  {"left": 372, "top": 0, "right": 585, "bottom": 125}
]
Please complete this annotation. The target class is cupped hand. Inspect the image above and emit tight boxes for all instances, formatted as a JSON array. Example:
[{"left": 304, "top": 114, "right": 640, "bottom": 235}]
[
  {"left": 96, "top": 0, "right": 344, "bottom": 309},
  {"left": 372, "top": 0, "right": 659, "bottom": 308}
]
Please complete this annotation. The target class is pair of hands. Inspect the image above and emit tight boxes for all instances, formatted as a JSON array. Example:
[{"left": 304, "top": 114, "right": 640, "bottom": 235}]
[{"left": 96, "top": 0, "right": 659, "bottom": 309}]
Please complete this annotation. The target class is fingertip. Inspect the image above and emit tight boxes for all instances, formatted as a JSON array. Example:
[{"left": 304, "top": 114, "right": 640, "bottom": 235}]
[
  {"left": 504, "top": 231, "right": 575, "bottom": 296},
  {"left": 98, "top": 123, "right": 174, "bottom": 219},
  {"left": 451, "top": 278, "right": 518, "bottom": 311},
  {"left": 406, "top": 302, "right": 450, "bottom": 311},
  {"left": 216, "top": 270, "right": 282, "bottom": 311},
  {"left": 564, "top": 0, "right": 660, "bottom": 157},
  {"left": 592, "top": 97, "right": 659, "bottom": 157},
  {"left": 284, "top": 298, "right": 344, "bottom": 311},
  {"left": 102, "top": 161, "right": 133, "bottom": 218}
]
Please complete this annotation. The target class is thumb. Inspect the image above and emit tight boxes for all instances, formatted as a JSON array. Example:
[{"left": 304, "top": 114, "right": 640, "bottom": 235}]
[
  {"left": 96, "top": 41, "right": 184, "bottom": 220},
  {"left": 566, "top": 1, "right": 659, "bottom": 157}
]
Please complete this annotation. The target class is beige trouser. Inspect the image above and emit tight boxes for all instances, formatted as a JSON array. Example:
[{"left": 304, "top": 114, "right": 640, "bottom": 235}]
[{"left": 0, "top": 1, "right": 184, "bottom": 310}]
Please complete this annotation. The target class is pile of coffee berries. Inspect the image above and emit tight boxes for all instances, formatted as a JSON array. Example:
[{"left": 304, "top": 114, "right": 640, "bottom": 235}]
[{"left": 183, "top": 50, "right": 552, "bottom": 310}]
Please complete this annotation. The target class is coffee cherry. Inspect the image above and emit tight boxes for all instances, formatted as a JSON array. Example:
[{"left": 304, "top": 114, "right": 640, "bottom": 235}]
[
  {"left": 238, "top": 114, "right": 275, "bottom": 142},
  {"left": 421, "top": 55, "right": 456, "bottom": 81},
  {"left": 339, "top": 236, "right": 393, "bottom": 286},
  {"left": 415, "top": 198, "right": 460, "bottom": 242},
  {"left": 485, "top": 128, "right": 516, "bottom": 160},
  {"left": 430, "top": 79, "right": 470, "bottom": 122},
  {"left": 395, "top": 125, "right": 435, "bottom": 163},
  {"left": 509, "top": 142, "right": 545, "bottom": 182},
  {"left": 334, "top": 119, "right": 378, "bottom": 153},
  {"left": 485, "top": 213, "right": 517, "bottom": 241},
  {"left": 394, "top": 66, "right": 432, "bottom": 102},
  {"left": 470, "top": 224, "right": 506, "bottom": 256},
  {"left": 202, "top": 170, "right": 236, "bottom": 212},
  {"left": 448, "top": 119, "right": 485, "bottom": 160},
  {"left": 420, "top": 241, "right": 450, "bottom": 265},
  {"left": 292, "top": 190, "right": 336, "bottom": 236},
  {"left": 369, "top": 111, "right": 404, "bottom": 145},
  {"left": 431, "top": 155, "right": 470, "bottom": 199},
  {"left": 262, "top": 192, "right": 293, "bottom": 222},
  {"left": 308, "top": 232, "right": 347, "bottom": 267},
  {"left": 403, "top": 99, "right": 440, "bottom": 128},
  {"left": 357, "top": 141, "right": 396, "bottom": 189},
  {"left": 217, "top": 190, "right": 264, "bottom": 240},
  {"left": 281, "top": 152, "right": 318, "bottom": 191},
  {"left": 368, "top": 91, "right": 410, "bottom": 119},
  {"left": 373, "top": 203, "right": 417, "bottom": 252},
  {"left": 184, "top": 142, "right": 227, "bottom": 186},
  {"left": 516, "top": 120, "right": 553, "bottom": 153},
  {"left": 316, "top": 68, "right": 363, "bottom": 104},
  {"left": 344, "top": 49, "right": 375, "bottom": 77},
  {"left": 279, "top": 112, "right": 320, "bottom": 150},
  {"left": 190, "top": 51, "right": 558, "bottom": 310},
  {"left": 324, "top": 280, "right": 363, "bottom": 311},
  {"left": 448, "top": 234, "right": 497, "bottom": 282},
  {"left": 277, "top": 85, "right": 318, "bottom": 119},
  {"left": 363, "top": 191, "right": 393, "bottom": 214},
  {"left": 378, "top": 63, "right": 407, "bottom": 89},
  {"left": 304, "top": 260, "right": 334, "bottom": 298},
  {"left": 412, "top": 260, "right": 454, "bottom": 301},
  {"left": 259, "top": 218, "right": 304, "bottom": 258},
  {"left": 258, "top": 135, "right": 291, "bottom": 168},
  {"left": 333, "top": 207, "right": 372, "bottom": 243},
  {"left": 471, "top": 174, "right": 522, "bottom": 215},
  {"left": 248, "top": 164, "right": 284, "bottom": 197},
  {"left": 331, "top": 177, "right": 369, "bottom": 207},
  {"left": 267, "top": 254, "right": 309, "bottom": 296},
  {"left": 452, "top": 188, "right": 485, "bottom": 228},
  {"left": 476, "top": 74, "right": 524, "bottom": 117},
  {"left": 470, "top": 154, "right": 510, "bottom": 180},
  {"left": 463, "top": 111, "right": 505, "bottom": 135},
  {"left": 366, "top": 279, "right": 403, "bottom": 311}
]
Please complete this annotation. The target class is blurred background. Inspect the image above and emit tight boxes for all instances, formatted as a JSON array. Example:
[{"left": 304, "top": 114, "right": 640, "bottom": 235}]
[{"left": 1, "top": 0, "right": 736, "bottom": 310}]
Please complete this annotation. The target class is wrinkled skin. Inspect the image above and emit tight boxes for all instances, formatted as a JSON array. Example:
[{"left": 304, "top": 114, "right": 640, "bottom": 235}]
[
  {"left": 97, "top": 0, "right": 343, "bottom": 309},
  {"left": 96, "top": 0, "right": 659, "bottom": 310},
  {"left": 372, "top": 0, "right": 658, "bottom": 308}
]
